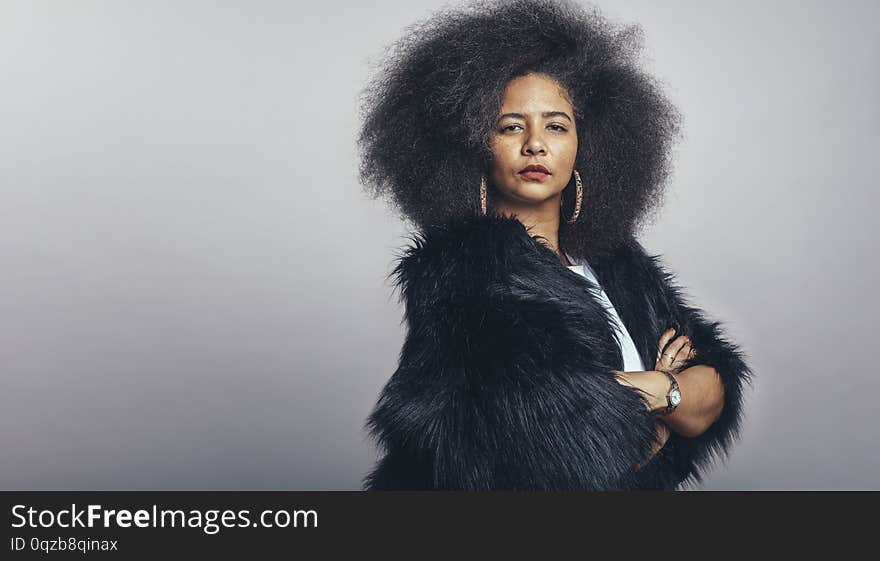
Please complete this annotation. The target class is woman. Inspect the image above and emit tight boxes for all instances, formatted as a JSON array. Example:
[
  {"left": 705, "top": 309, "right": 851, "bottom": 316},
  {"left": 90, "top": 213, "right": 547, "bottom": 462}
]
[{"left": 357, "top": 0, "right": 753, "bottom": 490}]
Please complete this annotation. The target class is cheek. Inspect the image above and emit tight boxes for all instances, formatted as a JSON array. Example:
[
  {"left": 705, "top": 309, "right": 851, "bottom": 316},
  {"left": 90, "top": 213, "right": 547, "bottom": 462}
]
[
  {"left": 558, "top": 135, "right": 578, "bottom": 157},
  {"left": 489, "top": 140, "right": 517, "bottom": 170},
  {"left": 559, "top": 141, "right": 579, "bottom": 169}
]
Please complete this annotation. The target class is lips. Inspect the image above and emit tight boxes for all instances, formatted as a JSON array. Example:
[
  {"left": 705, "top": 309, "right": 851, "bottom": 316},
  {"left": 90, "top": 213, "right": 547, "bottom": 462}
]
[
  {"left": 519, "top": 164, "right": 551, "bottom": 174},
  {"left": 518, "top": 163, "right": 551, "bottom": 181}
]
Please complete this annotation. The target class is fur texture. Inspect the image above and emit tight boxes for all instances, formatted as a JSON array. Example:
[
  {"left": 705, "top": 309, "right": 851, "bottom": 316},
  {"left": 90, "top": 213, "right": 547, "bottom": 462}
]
[{"left": 363, "top": 213, "right": 753, "bottom": 491}]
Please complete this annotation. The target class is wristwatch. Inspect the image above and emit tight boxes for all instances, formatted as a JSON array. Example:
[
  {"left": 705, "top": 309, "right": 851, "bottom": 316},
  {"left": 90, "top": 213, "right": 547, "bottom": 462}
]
[{"left": 658, "top": 370, "right": 682, "bottom": 416}]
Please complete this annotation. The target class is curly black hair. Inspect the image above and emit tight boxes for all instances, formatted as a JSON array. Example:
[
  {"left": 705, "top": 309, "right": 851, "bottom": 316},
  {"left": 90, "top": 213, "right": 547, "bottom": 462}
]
[{"left": 357, "top": 0, "right": 682, "bottom": 257}]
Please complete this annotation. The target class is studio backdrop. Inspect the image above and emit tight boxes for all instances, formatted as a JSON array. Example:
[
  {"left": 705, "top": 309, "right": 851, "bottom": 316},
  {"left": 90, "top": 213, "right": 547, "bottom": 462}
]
[{"left": 1, "top": 0, "right": 877, "bottom": 490}]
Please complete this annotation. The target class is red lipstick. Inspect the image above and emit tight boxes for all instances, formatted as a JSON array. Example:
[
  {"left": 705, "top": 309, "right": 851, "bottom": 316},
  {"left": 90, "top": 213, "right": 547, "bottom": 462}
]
[{"left": 518, "top": 163, "right": 551, "bottom": 180}]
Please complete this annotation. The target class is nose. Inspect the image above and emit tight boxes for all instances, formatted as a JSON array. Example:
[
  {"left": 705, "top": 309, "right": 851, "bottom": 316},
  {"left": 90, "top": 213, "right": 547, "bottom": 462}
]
[{"left": 521, "top": 129, "right": 547, "bottom": 156}]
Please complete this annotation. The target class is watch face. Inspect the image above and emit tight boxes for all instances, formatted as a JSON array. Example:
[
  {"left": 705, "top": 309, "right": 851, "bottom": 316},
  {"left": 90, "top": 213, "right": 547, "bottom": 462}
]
[{"left": 670, "top": 389, "right": 682, "bottom": 406}]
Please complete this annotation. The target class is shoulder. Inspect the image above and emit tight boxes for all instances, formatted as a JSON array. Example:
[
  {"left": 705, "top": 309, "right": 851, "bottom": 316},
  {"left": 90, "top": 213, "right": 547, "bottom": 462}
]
[
  {"left": 390, "top": 213, "right": 561, "bottom": 307},
  {"left": 588, "top": 234, "right": 663, "bottom": 277}
]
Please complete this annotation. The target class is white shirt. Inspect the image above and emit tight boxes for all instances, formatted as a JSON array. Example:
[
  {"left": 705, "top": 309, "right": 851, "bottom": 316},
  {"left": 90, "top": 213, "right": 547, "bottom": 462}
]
[{"left": 565, "top": 253, "right": 646, "bottom": 372}]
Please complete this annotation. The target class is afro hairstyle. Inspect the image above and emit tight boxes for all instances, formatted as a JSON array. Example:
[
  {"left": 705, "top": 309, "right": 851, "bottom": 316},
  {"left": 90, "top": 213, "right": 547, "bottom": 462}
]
[{"left": 357, "top": 0, "right": 683, "bottom": 257}]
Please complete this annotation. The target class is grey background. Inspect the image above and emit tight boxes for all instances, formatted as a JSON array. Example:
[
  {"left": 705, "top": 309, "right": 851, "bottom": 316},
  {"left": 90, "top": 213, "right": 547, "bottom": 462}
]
[{"left": 1, "top": 0, "right": 876, "bottom": 490}]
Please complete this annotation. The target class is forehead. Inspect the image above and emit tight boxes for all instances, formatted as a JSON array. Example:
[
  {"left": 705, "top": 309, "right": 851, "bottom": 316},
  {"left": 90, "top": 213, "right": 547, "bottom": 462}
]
[{"left": 499, "top": 73, "right": 573, "bottom": 112}]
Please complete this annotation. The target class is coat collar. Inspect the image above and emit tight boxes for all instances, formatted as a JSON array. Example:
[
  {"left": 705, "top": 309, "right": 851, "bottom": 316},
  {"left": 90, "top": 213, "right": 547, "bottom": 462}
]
[
  {"left": 390, "top": 212, "right": 675, "bottom": 377},
  {"left": 391, "top": 212, "right": 629, "bottom": 371}
]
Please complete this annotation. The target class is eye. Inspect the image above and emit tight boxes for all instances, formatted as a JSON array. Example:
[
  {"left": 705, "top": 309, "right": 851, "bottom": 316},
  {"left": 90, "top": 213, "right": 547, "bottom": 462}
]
[{"left": 498, "top": 123, "right": 567, "bottom": 133}]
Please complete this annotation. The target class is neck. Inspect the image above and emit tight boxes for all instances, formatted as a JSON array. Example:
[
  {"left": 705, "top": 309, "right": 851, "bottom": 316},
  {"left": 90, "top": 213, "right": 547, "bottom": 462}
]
[{"left": 493, "top": 194, "right": 569, "bottom": 265}]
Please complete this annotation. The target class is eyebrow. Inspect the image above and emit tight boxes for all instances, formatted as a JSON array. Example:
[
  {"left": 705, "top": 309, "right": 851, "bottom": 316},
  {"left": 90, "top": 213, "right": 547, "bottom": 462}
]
[{"left": 497, "top": 111, "right": 573, "bottom": 123}]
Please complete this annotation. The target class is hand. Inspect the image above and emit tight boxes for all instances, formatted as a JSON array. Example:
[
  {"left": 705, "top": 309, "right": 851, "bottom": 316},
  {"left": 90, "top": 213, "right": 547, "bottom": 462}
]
[
  {"left": 655, "top": 327, "right": 696, "bottom": 375},
  {"left": 635, "top": 419, "right": 672, "bottom": 470}
]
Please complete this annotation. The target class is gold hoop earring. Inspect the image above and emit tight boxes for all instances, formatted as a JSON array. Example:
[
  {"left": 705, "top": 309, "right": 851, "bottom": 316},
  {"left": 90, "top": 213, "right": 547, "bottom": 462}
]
[
  {"left": 480, "top": 175, "right": 487, "bottom": 216},
  {"left": 561, "top": 169, "right": 583, "bottom": 224}
]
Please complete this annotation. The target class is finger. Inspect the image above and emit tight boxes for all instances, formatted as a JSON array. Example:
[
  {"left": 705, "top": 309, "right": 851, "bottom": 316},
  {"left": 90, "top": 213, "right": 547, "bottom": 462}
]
[
  {"left": 659, "top": 424, "right": 671, "bottom": 446},
  {"left": 671, "top": 342, "right": 692, "bottom": 371},
  {"left": 656, "top": 328, "right": 677, "bottom": 365},
  {"left": 656, "top": 351, "right": 672, "bottom": 371},
  {"left": 665, "top": 335, "right": 689, "bottom": 358},
  {"left": 658, "top": 420, "right": 671, "bottom": 438},
  {"left": 654, "top": 421, "right": 671, "bottom": 448},
  {"left": 657, "top": 328, "right": 676, "bottom": 354},
  {"left": 659, "top": 335, "right": 687, "bottom": 367},
  {"left": 675, "top": 341, "right": 692, "bottom": 361}
]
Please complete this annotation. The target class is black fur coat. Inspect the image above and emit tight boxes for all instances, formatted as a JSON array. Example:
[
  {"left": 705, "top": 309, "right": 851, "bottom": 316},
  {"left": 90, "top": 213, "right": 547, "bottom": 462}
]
[{"left": 363, "top": 213, "right": 752, "bottom": 491}]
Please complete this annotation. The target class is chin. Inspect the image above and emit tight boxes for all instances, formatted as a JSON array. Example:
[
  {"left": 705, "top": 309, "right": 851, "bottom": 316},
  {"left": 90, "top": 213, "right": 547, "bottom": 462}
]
[{"left": 498, "top": 182, "right": 561, "bottom": 203}]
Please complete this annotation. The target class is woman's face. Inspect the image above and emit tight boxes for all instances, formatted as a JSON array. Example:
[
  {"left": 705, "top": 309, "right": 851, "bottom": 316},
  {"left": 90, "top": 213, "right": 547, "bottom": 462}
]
[{"left": 488, "top": 73, "right": 578, "bottom": 207}]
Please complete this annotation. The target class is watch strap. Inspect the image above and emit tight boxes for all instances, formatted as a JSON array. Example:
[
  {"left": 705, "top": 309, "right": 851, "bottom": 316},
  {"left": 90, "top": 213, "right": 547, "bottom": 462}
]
[{"left": 659, "top": 370, "right": 680, "bottom": 416}]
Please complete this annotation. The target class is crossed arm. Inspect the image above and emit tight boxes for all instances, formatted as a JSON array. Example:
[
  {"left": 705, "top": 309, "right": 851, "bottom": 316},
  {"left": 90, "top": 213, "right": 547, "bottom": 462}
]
[
  {"left": 613, "top": 326, "right": 727, "bottom": 467},
  {"left": 616, "top": 365, "right": 724, "bottom": 437},
  {"left": 604, "top": 239, "right": 754, "bottom": 478}
]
